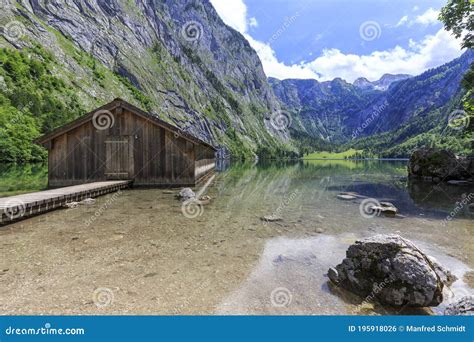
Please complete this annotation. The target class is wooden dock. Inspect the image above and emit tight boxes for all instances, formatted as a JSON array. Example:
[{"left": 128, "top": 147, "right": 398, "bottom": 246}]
[{"left": 0, "top": 180, "right": 131, "bottom": 225}]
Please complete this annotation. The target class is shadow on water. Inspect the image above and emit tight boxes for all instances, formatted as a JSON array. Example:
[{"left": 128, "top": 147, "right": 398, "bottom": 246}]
[{"left": 408, "top": 179, "right": 474, "bottom": 217}]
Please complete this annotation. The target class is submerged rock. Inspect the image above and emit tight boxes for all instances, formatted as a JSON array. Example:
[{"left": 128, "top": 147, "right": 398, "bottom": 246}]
[
  {"left": 445, "top": 296, "right": 474, "bottom": 316},
  {"left": 198, "top": 195, "right": 212, "bottom": 205},
  {"left": 447, "top": 180, "right": 469, "bottom": 186},
  {"left": 337, "top": 194, "right": 357, "bottom": 200},
  {"left": 81, "top": 198, "right": 96, "bottom": 205},
  {"left": 328, "top": 234, "right": 456, "bottom": 307},
  {"left": 64, "top": 202, "right": 79, "bottom": 209},
  {"left": 408, "top": 148, "right": 473, "bottom": 181},
  {"left": 261, "top": 215, "right": 282, "bottom": 222},
  {"left": 469, "top": 203, "right": 474, "bottom": 213},
  {"left": 177, "top": 188, "right": 195, "bottom": 201},
  {"left": 340, "top": 191, "right": 368, "bottom": 199},
  {"left": 371, "top": 201, "right": 399, "bottom": 217}
]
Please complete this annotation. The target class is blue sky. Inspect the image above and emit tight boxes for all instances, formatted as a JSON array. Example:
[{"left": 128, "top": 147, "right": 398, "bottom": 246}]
[{"left": 210, "top": 0, "right": 464, "bottom": 82}]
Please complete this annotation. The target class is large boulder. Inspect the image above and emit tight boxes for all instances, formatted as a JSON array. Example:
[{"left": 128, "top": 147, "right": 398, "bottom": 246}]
[
  {"left": 445, "top": 296, "right": 474, "bottom": 316},
  {"left": 408, "top": 148, "right": 473, "bottom": 181},
  {"left": 176, "top": 188, "right": 195, "bottom": 201},
  {"left": 328, "top": 234, "right": 456, "bottom": 307}
]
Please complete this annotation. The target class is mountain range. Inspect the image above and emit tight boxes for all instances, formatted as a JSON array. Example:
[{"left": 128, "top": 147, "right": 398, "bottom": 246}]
[
  {"left": 270, "top": 50, "right": 473, "bottom": 156},
  {"left": 0, "top": 0, "right": 472, "bottom": 162},
  {"left": 353, "top": 74, "right": 412, "bottom": 91}
]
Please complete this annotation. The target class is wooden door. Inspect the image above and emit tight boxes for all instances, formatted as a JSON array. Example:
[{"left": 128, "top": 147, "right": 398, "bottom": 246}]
[{"left": 105, "top": 136, "right": 133, "bottom": 180}]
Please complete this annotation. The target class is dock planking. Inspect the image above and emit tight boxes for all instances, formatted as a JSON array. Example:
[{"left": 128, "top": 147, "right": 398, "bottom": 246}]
[{"left": 0, "top": 180, "right": 131, "bottom": 225}]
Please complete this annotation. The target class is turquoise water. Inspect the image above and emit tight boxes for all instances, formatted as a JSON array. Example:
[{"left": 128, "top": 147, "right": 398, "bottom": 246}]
[{"left": 0, "top": 160, "right": 472, "bottom": 314}]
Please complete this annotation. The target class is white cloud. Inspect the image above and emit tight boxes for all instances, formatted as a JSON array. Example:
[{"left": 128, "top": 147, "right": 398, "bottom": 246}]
[
  {"left": 412, "top": 5, "right": 419, "bottom": 12},
  {"left": 248, "top": 17, "right": 258, "bottom": 28},
  {"left": 306, "top": 29, "right": 463, "bottom": 82},
  {"left": 210, "top": 0, "right": 462, "bottom": 82},
  {"left": 210, "top": 0, "right": 317, "bottom": 79},
  {"left": 244, "top": 35, "right": 318, "bottom": 79},
  {"left": 396, "top": 15, "right": 409, "bottom": 27},
  {"left": 210, "top": 0, "right": 248, "bottom": 33},
  {"left": 413, "top": 8, "right": 440, "bottom": 25},
  {"left": 394, "top": 8, "right": 440, "bottom": 27}
]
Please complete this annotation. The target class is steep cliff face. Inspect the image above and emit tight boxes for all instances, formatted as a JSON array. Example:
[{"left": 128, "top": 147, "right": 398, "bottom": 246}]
[
  {"left": 0, "top": 0, "right": 290, "bottom": 159},
  {"left": 268, "top": 77, "right": 378, "bottom": 143},
  {"left": 0, "top": 0, "right": 471, "bottom": 162}
]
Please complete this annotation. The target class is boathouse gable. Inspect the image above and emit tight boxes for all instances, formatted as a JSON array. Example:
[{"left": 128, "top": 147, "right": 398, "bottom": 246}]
[{"left": 36, "top": 99, "right": 216, "bottom": 187}]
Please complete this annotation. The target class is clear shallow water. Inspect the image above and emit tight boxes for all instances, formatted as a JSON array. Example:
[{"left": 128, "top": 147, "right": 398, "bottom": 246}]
[{"left": 0, "top": 160, "right": 472, "bottom": 315}]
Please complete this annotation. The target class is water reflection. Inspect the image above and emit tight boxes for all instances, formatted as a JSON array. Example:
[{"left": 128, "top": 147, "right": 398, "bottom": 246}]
[
  {"left": 215, "top": 159, "right": 473, "bottom": 219},
  {"left": 408, "top": 179, "right": 474, "bottom": 217},
  {"left": 215, "top": 158, "right": 231, "bottom": 172},
  {"left": 0, "top": 160, "right": 472, "bottom": 315}
]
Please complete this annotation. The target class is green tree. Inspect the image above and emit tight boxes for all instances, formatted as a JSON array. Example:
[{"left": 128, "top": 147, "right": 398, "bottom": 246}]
[
  {"left": 439, "top": 0, "right": 473, "bottom": 49},
  {"left": 0, "top": 47, "right": 84, "bottom": 162},
  {"left": 0, "top": 104, "right": 45, "bottom": 162},
  {"left": 439, "top": 0, "right": 474, "bottom": 136}
]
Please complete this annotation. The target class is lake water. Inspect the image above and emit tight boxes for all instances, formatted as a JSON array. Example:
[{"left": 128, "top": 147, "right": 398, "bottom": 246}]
[{"left": 0, "top": 160, "right": 472, "bottom": 315}]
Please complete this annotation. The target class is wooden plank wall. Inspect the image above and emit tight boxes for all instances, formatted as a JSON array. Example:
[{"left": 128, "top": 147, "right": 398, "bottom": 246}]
[
  {"left": 194, "top": 144, "right": 216, "bottom": 181},
  {"left": 48, "top": 108, "right": 197, "bottom": 187}
]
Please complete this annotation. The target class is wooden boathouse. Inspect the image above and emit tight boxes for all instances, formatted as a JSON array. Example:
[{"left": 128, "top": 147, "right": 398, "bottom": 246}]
[{"left": 36, "top": 98, "right": 216, "bottom": 187}]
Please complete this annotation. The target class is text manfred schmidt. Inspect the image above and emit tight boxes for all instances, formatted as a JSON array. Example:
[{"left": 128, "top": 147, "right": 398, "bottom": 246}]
[{"left": 405, "top": 325, "right": 466, "bottom": 333}]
